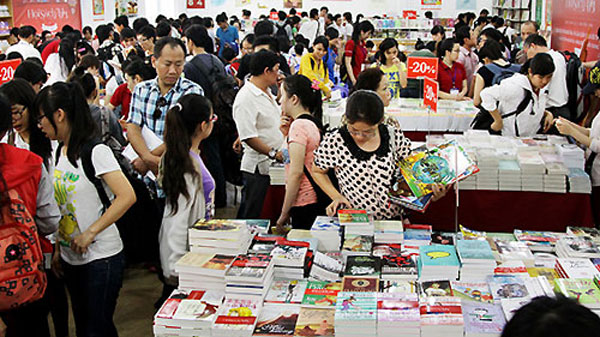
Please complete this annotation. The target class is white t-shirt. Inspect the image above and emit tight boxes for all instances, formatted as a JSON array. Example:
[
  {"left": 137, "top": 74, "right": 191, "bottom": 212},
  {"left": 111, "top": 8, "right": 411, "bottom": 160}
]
[
  {"left": 6, "top": 40, "right": 42, "bottom": 61},
  {"left": 54, "top": 144, "right": 123, "bottom": 265},
  {"left": 298, "top": 20, "right": 319, "bottom": 45},
  {"left": 545, "top": 49, "right": 569, "bottom": 108},
  {"left": 588, "top": 113, "right": 600, "bottom": 186}
]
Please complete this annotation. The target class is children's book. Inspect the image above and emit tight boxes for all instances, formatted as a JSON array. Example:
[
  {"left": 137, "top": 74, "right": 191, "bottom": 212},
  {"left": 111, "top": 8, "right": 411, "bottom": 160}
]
[
  {"left": 451, "top": 281, "right": 494, "bottom": 303},
  {"left": 556, "top": 278, "right": 600, "bottom": 308}
]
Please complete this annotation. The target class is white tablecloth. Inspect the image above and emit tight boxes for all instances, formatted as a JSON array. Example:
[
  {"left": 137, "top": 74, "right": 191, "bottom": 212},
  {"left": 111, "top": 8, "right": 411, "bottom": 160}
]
[{"left": 323, "top": 98, "right": 478, "bottom": 131}]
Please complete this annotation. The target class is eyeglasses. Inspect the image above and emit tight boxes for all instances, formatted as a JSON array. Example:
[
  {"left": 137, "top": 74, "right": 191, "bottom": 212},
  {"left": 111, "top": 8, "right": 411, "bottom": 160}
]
[
  {"left": 36, "top": 114, "right": 47, "bottom": 124},
  {"left": 153, "top": 97, "right": 168, "bottom": 121},
  {"left": 11, "top": 106, "right": 26, "bottom": 117},
  {"left": 347, "top": 125, "right": 378, "bottom": 138}
]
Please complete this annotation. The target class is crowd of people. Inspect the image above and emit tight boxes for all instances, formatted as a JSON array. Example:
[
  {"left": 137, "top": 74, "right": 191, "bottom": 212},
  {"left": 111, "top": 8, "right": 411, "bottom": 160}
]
[{"left": 1, "top": 6, "right": 600, "bottom": 337}]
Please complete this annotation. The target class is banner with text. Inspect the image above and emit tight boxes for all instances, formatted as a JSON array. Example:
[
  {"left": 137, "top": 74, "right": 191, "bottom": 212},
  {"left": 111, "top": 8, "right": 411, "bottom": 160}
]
[
  {"left": 423, "top": 77, "right": 438, "bottom": 113},
  {"left": 13, "top": 0, "right": 81, "bottom": 33},
  {"left": 552, "top": 0, "right": 599, "bottom": 61},
  {"left": 0, "top": 59, "right": 22, "bottom": 86}
]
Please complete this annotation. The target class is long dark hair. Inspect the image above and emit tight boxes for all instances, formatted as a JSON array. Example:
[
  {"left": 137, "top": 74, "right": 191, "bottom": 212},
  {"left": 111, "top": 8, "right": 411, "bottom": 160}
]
[
  {"left": 163, "top": 94, "right": 212, "bottom": 214},
  {"left": 351, "top": 20, "right": 374, "bottom": 44},
  {"left": 34, "top": 82, "right": 98, "bottom": 167},
  {"left": 376, "top": 38, "right": 399, "bottom": 65},
  {"left": 59, "top": 37, "right": 76, "bottom": 74},
  {"left": 0, "top": 94, "right": 11, "bottom": 207},
  {"left": 283, "top": 74, "right": 323, "bottom": 123},
  {"left": 0, "top": 79, "right": 52, "bottom": 167}
]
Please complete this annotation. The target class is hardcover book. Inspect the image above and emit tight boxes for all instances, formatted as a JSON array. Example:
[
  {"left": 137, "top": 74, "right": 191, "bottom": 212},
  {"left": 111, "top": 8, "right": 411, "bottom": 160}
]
[
  {"left": 264, "top": 279, "right": 308, "bottom": 305},
  {"left": 301, "top": 281, "right": 342, "bottom": 308}
]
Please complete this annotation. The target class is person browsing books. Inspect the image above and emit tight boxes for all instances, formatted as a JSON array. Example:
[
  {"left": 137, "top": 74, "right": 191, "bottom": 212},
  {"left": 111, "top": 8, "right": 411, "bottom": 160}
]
[
  {"left": 158, "top": 94, "right": 216, "bottom": 306},
  {"left": 373, "top": 38, "right": 407, "bottom": 100},
  {"left": 311, "top": 90, "right": 450, "bottom": 220},
  {"left": 276, "top": 75, "right": 325, "bottom": 232}
]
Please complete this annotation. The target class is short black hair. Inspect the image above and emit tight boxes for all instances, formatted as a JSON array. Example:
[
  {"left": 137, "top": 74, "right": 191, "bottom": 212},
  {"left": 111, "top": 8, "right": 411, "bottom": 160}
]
[
  {"left": 121, "top": 27, "right": 136, "bottom": 40},
  {"left": 278, "top": 11, "right": 287, "bottom": 21},
  {"left": 455, "top": 26, "right": 471, "bottom": 46},
  {"left": 154, "top": 37, "right": 186, "bottom": 59},
  {"left": 437, "top": 38, "right": 456, "bottom": 58},
  {"left": 138, "top": 25, "right": 157, "bottom": 41},
  {"left": 310, "top": 8, "right": 319, "bottom": 19},
  {"left": 480, "top": 8, "right": 489, "bottom": 16},
  {"left": 524, "top": 34, "right": 547, "bottom": 48},
  {"left": 325, "top": 27, "right": 339, "bottom": 40},
  {"left": 114, "top": 15, "right": 129, "bottom": 28},
  {"left": 492, "top": 16, "right": 505, "bottom": 27},
  {"left": 61, "top": 25, "right": 74, "bottom": 33},
  {"left": 95, "top": 24, "right": 112, "bottom": 44},
  {"left": 216, "top": 12, "right": 228, "bottom": 24},
  {"left": 346, "top": 89, "right": 384, "bottom": 125},
  {"left": 18, "top": 26, "right": 36, "bottom": 39},
  {"left": 156, "top": 21, "right": 172, "bottom": 38},
  {"left": 254, "top": 20, "right": 274, "bottom": 37},
  {"left": 242, "top": 9, "right": 251, "bottom": 17},
  {"left": 14, "top": 60, "right": 47, "bottom": 86},
  {"left": 320, "top": 6, "right": 328, "bottom": 12},
  {"left": 353, "top": 67, "right": 384, "bottom": 94},
  {"left": 476, "top": 17, "right": 489, "bottom": 26},
  {"left": 78, "top": 54, "right": 101, "bottom": 70},
  {"left": 249, "top": 49, "right": 280, "bottom": 76},
  {"left": 133, "top": 17, "right": 150, "bottom": 33},
  {"left": 425, "top": 11, "right": 433, "bottom": 19},
  {"left": 125, "top": 59, "right": 156, "bottom": 81},
  {"left": 431, "top": 25, "right": 445, "bottom": 36},
  {"left": 313, "top": 36, "right": 329, "bottom": 50},
  {"left": 9, "top": 27, "right": 18, "bottom": 38},
  {"left": 242, "top": 33, "right": 255, "bottom": 46},
  {"left": 289, "top": 8, "right": 297, "bottom": 15},
  {"left": 524, "top": 52, "right": 555, "bottom": 76},
  {"left": 478, "top": 39, "right": 505, "bottom": 61},
  {"left": 156, "top": 14, "right": 167, "bottom": 24},
  {"left": 184, "top": 24, "right": 214, "bottom": 53},
  {"left": 82, "top": 26, "right": 92, "bottom": 36},
  {"left": 253, "top": 35, "right": 279, "bottom": 53},
  {"left": 501, "top": 296, "right": 600, "bottom": 337},
  {"left": 221, "top": 47, "right": 237, "bottom": 62},
  {"left": 7, "top": 52, "right": 23, "bottom": 61}
]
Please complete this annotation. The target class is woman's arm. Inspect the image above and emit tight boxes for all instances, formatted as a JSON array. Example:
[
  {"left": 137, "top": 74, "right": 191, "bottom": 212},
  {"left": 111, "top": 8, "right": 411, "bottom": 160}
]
[
  {"left": 70, "top": 170, "right": 136, "bottom": 255},
  {"left": 556, "top": 117, "right": 592, "bottom": 147},
  {"left": 473, "top": 74, "right": 485, "bottom": 106},
  {"left": 345, "top": 56, "right": 356, "bottom": 84},
  {"left": 399, "top": 63, "right": 408, "bottom": 89},
  {"left": 311, "top": 164, "right": 351, "bottom": 216},
  {"left": 277, "top": 143, "right": 307, "bottom": 227},
  {"left": 459, "top": 79, "right": 469, "bottom": 98}
]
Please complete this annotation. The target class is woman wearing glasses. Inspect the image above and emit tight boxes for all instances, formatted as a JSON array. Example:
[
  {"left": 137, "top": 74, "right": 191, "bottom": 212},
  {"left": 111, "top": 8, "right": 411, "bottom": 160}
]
[
  {"left": 157, "top": 94, "right": 217, "bottom": 303},
  {"left": 437, "top": 38, "right": 470, "bottom": 101},
  {"left": 311, "top": 90, "right": 449, "bottom": 219}
]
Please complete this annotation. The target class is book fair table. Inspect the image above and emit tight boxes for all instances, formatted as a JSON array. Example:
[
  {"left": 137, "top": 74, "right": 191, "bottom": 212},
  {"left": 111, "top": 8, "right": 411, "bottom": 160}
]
[{"left": 323, "top": 98, "right": 478, "bottom": 141}]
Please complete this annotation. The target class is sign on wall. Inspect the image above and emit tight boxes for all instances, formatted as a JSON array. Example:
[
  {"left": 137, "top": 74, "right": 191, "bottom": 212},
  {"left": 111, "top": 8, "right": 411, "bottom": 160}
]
[
  {"left": 187, "top": 0, "right": 206, "bottom": 8},
  {"left": 13, "top": 0, "right": 81, "bottom": 33},
  {"left": 552, "top": 0, "right": 599, "bottom": 61}
]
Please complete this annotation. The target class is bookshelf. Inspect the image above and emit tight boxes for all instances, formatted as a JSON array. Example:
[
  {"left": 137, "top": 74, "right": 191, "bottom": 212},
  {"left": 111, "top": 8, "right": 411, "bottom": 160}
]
[
  {"left": 492, "top": 0, "right": 531, "bottom": 30},
  {"left": 0, "top": 0, "right": 13, "bottom": 38}
]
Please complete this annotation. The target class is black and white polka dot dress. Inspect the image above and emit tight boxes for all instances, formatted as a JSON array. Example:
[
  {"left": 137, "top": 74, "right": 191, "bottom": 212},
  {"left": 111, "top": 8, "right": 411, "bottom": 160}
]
[{"left": 313, "top": 124, "right": 412, "bottom": 220}]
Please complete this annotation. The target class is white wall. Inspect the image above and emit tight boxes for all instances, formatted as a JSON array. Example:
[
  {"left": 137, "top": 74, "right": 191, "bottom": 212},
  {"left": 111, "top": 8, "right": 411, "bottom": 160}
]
[{"left": 82, "top": 0, "right": 493, "bottom": 28}]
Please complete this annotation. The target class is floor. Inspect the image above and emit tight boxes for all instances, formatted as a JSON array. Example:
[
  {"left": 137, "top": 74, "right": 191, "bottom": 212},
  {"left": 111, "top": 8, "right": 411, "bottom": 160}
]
[{"left": 49, "top": 205, "right": 240, "bottom": 337}]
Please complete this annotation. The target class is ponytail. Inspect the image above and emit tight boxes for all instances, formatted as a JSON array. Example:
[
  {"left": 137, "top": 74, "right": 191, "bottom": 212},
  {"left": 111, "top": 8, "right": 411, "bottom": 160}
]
[
  {"left": 162, "top": 94, "right": 212, "bottom": 215},
  {"left": 283, "top": 74, "right": 324, "bottom": 126}
]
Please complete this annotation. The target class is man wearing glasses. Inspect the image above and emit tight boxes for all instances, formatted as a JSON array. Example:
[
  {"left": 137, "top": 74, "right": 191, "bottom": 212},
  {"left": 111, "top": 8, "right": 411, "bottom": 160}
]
[{"left": 127, "top": 36, "right": 203, "bottom": 176}]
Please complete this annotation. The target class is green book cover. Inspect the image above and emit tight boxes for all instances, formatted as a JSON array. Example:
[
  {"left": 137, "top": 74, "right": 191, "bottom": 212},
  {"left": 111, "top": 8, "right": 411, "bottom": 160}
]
[{"left": 301, "top": 281, "right": 342, "bottom": 307}]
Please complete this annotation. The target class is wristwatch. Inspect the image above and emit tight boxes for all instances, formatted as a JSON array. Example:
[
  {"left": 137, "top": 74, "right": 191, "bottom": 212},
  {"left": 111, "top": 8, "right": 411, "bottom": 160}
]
[{"left": 268, "top": 148, "right": 278, "bottom": 160}]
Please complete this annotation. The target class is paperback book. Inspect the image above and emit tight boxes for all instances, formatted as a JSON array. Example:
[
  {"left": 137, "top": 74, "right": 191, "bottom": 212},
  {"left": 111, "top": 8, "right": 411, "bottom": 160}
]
[
  {"left": 190, "top": 219, "right": 248, "bottom": 239},
  {"left": 310, "top": 251, "right": 344, "bottom": 282},
  {"left": 294, "top": 307, "right": 335, "bottom": 337},
  {"left": 344, "top": 256, "right": 381, "bottom": 277},
  {"left": 342, "top": 276, "right": 380, "bottom": 292},
  {"left": 264, "top": 279, "right": 308, "bottom": 305},
  {"left": 154, "top": 289, "right": 224, "bottom": 329},
  {"left": 381, "top": 254, "right": 417, "bottom": 279},
  {"left": 337, "top": 209, "right": 370, "bottom": 226},
  {"left": 419, "top": 280, "right": 454, "bottom": 298},
  {"left": 301, "top": 281, "right": 342, "bottom": 308},
  {"left": 451, "top": 281, "right": 494, "bottom": 303},
  {"left": 334, "top": 292, "right": 378, "bottom": 322},
  {"left": 225, "top": 254, "right": 272, "bottom": 283},
  {"left": 253, "top": 305, "right": 300, "bottom": 336},
  {"left": 555, "top": 278, "right": 600, "bottom": 309},
  {"left": 341, "top": 234, "right": 374, "bottom": 253},
  {"left": 486, "top": 275, "right": 530, "bottom": 301},
  {"left": 462, "top": 301, "right": 506, "bottom": 336},
  {"left": 212, "top": 297, "right": 262, "bottom": 336},
  {"left": 380, "top": 280, "right": 418, "bottom": 294}
]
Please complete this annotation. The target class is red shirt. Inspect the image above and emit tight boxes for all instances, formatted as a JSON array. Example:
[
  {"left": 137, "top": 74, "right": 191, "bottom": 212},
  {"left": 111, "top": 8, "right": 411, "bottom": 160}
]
[
  {"left": 344, "top": 40, "right": 368, "bottom": 79},
  {"left": 437, "top": 61, "right": 467, "bottom": 93},
  {"left": 41, "top": 39, "right": 60, "bottom": 65},
  {"left": 110, "top": 83, "right": 132, "bottom": 119}
]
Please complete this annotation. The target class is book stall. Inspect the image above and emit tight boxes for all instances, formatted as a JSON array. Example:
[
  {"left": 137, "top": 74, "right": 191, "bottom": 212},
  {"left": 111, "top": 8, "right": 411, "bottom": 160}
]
[
  {"left": 370, "top": 17, "right": 455, "bottom": 52},
  {"left": 154, "top": 139, "right": 600, "bottom": 337}
]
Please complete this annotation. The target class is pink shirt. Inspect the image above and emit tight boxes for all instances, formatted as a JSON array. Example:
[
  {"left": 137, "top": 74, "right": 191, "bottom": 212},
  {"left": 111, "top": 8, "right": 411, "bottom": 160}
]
[
  {"left": 457, "top": 45, "right": 480, "bottom": 90},
  {"left": 284, "top": 118, "right": 321, "bottom": 207}
]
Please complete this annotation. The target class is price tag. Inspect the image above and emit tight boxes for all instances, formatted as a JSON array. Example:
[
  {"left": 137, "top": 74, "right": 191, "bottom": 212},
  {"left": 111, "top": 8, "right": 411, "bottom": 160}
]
[
  {"left": 403, "top": 10, "right": 418, "bottom": 19},
  {"left": 407, "top": 56, "right": 438, "bottom": 79},
  {"left": 186, "top": 0, "right": 205, "bottom": 9},
  {"left": 0, "top": 59, "right": 21, "bottom": 86},
  {"left": 423, "top": 77, "right": 438, "bottom": 113}
]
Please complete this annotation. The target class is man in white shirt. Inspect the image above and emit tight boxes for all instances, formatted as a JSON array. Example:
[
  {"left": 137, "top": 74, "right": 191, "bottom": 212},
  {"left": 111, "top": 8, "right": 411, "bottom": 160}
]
[
  {"left": 5, "top": 26, "right": 42, "bottom": 62},
  {"left": 233, "top": 49, "right": 284, "bottom": 219},
  {"left": 318, "top": 6, "right": 328, "bottom": 36},
  {"left": 524, "top": 34, "right": 570, "bottom": 120},
  {"left": 298, "top": 8, "right": 320, "bottom": 45}
]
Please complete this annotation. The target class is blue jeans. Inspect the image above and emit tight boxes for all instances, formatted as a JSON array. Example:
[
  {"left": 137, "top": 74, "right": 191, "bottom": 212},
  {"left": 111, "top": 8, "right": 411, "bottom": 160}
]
[{"left": 62, "top": 252, "right": 125, "bottom": 337}]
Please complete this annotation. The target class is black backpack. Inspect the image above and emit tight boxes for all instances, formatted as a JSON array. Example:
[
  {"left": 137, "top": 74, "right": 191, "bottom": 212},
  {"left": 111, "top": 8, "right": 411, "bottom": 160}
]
[
  {"left": 276, "top": 22, "right": 289, "bottom": 38},
  {"left": 295, "top": 114, "right": 339, "bottom": 212},
  {"left": 471, "top": 89, "right": 533, "bottom": 136},
  {"left": 561, "top": 51, "right": 586, "bottom": 122},
  {"left": 487, "top": 63, "right": 522, "bottom": 86}
]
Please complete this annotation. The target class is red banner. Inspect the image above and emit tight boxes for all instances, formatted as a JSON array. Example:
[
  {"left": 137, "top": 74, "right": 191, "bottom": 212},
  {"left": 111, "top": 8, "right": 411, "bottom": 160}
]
[
  {"left": 423, "top": 77, "right": 438, "bottom": 113},
  {"left": 186, "top": 0, "right": 205, "bottom": 9},
  {"left": 13, "top": 0, "right": 81, "bottom": 33},
  {"left": 407, "top": 56, "right": 438, "bottom": 79},
  {"left": 552, "top": 0, "right": 600, "bottom": 61},
  {"left": 403, "top": 10, "right": 417, "bottom": 20},
  {"left": 0, "top": 59, "right": 21, "bottom": 86}
]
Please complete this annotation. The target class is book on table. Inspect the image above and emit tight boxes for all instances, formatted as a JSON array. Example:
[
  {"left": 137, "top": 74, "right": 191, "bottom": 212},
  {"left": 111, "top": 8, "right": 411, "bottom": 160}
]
[
  {"left": 300, "top": 281, "right": 342, "bottom": 308},
  {"left": 212, "top": 297, "right": 262, "bottom": 337},
  {"left": 342, "top": 276, "right": 380, "bottom": 292},
  {"left": 294, "top": 307, "right": 335, "bottom": 337},
  {"left": 225, "top": 253, "right": 274, "bottom": 284},
  {"left": 154, "top": 289, "right": 224, "bottom": 331},
  {"left": 175, "top": 252, "right": 235, "bottom": 278},
  {"left": 264, "top": 279, "right": 308, "bottom": 305},
  {"left": 253, "top": 304, "right": 300, "bottom": 337}
]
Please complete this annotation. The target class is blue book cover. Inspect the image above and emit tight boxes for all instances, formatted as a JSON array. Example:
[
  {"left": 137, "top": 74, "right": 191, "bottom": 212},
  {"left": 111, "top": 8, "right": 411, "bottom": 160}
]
[
  {"left": 419, "top": 245, "right": 460, "bottom": 267},
  {"left": 456, "top": 240, "right": 495, "bottom": 261},
  {"left": 404, "top": 230, "right": 431, "bottom": 241}
]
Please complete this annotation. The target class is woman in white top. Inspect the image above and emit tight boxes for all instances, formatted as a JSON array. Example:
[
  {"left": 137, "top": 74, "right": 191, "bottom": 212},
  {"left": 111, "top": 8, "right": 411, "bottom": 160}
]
[
  {"left": 36, "top": 82, "right": 135, "bottom": 337},
  {"left": 44, "top": 38, "right": 76, "bottom": 85},
  {"left": 556, "top": 62, "right": 600, "bottom": 224},
  {"left": 480, "top": 53, "right": 555, "bottom": 137}
]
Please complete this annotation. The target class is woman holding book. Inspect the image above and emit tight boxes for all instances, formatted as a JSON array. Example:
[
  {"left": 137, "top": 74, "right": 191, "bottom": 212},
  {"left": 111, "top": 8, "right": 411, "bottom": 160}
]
[
  {"left": 158, "top": 94, "right": 216, "bottom": 301},
  {"left": 311, "top": 90, "right": 449, "bottom": 220},
  {"left": 276, "top": 75, "right": 325, "bottom": 232}
]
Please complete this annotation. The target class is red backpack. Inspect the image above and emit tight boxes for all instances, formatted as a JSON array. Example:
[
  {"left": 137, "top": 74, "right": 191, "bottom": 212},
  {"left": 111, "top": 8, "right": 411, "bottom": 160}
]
[{"left": 0, "top": 188, "right": 47, "bottom": 311}]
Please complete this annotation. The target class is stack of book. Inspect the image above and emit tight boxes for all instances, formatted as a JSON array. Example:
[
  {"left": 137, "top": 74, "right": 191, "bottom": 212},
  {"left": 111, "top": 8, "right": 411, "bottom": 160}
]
[
  {"left": 338, "top": 210, "right": 374, "bottom": 236},
  {"left": 555, "top": 257, "right": 600, "bottom": 279},
  {"left": 558, "top": 143, "right": 586, "bottom": 169},
  {"left": 300, "top": 281, "right": 342, "bottom": 308},
  {"left": 451, "top": 281, "right": 494, "bottom": 303},
  {"left": 270, "top": 240, "right": 310, "bottom": 279},
  {"left": 456, "top": 240, "right": 496, "bottom": 281},
  {"left": 268, "top": 163, "right": 285, "bottom": 185},
  {"left": 294, "top": 307, "right": 335, "bottom": 336},
  {"left": 419, "top": 297, "right": 464, "bottom": 337},
  {"left": 568, "top": 168, "right": 592, "bottom": 194},
  {"left": 418, "top": 245, "right": 460, "bottom": 281},
  {"left": 189, "top": 219, "right": 252, "bottom": 255},
  {"left": 494, "top": 240, "right": 534, "bottom": 266},
  {"left": 419, "top": 280, "right": 454, "bottom": 298},
  {"left": 341, "top": 233, "right": 374, "bottom": 261},
  {"left": 462, "top": 301, "right": 506, "bottom": 337},
  {"left": 248, "top": 236, "right": 282, "bottom": 255},
  {"left": 264, "top": 278, "right": 308, "bottom": 305},
  {"left": 517, "top": 152, "right": 545, "bottom": 192},
  {"left": 310, "top": 251, "right": 344, "bottom": 282},
  {"left": 225, "top": 254, "right": 275, "bottom": 299},
  {"left": 376, "top": 293, "right": 420, "bottom": 337},
  {"left": 373, "top": 220, "right": 404, "bottom": 244},
  {"left": 380, "top": 254, "right": 418, "bottom": 280},
  {"left": 212, "top": 297, "right": 262, "bottom": 337},
  {"left": 311, "top": 216, "right": 342, "bottom": 252},
  {"left": 334, "top": 292, "right": 377, "bottom": 337},
  {"left": 513, "top": 230, "right": 562, "bottom": 252},
  {"left": 556, "top": 236, "right": 600, "bottom": 259},
  {"left": 153, "top": 289, "right": 224, "bottom": 337},
  {"left": 175, "top": 252, "right": 235, "bottom": 291},
  {"left": 342, "top": 276, "right": 380, "bottom": 292},
  {"left": 345, "top": 256, "right": 381, "bottom": 278},
  {"left": 542, "top": 154, "right": 568, "bottom": 193},
  {"left": 476, "top": 148, "right": 499, "bottom": 190},
  {"left": 566, "top": 226, "right": 600, "bottom": 243},
  {"left": 498, "top": 160, "right": 521, "bottom": 191},
  {"left": 253, "top": 305, "right": 300, "bottom": 336},
  {"left": 404, "top": 224, "right": 433, "bottom": 247}
]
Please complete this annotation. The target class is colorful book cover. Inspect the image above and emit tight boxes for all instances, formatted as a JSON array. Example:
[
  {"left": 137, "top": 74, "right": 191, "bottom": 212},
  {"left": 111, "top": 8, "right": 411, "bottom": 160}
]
[
  {"left": 486, "top": 275, "right": 530, "bottom": 300},
  {"left": 566, "top": 226, "right": 600, "bottom": 243},
  {"left": 462, "top": 301, "right": 506, "bottom": 334},
  {"left": 380, "top": 280, "right": 418, "bottom": 294},
  {"left": 559, "top": 236, "right": 600, "bottom": 255},
  {"left": 372, "top": 243, "right": 403, "bottom": 257},
  {"left": 419, "top": 244, "right": 460, "bottom": 267},
  {"left": 514, "top": 229, "right": 561, "bottom": 245},
  {"left": 431, "top": 232, "right": 456, "bottom": 245},
  {"left": 376, "top": 293, "right": 420, "bottom": 323},
  {"left": 253, "top": 305, "right": 300, "bottom": 336},
  {"left": 191, "top": 219, "right": 246, "bottom": 233},
  {"left": 455, "top": 239, "right": 495, "bottom": 262},
  {"left": 246, "top": 219, "right": 270, "bottom": 234},
  {"left": 334, "top": 292, "right": 377, "bottom": 321},
  {"left": 312, "top": 252, "right": 344, "bottom": 274},
  {"left": 419, "top": 280, "right": 454, "bottom": 298},
  {"left": 398, "top": 140, "right": 479, "bottom": 198},
  {"left": 344, "top": 256, "right": 381, "bottom": 277},
  {"left": 404, "top": 230, "right": 432, "bottom": 242},
  {"left": 212, "top": 297, "right": 262, "bottom": 331},
  {"left": 381, "top": 254, "right": 417, "bottom": 276},
  {"left": 249, "top": 236, "right": 284, "bottom": 254},
  {"left": 270, "top": 240, "right": 309, "bottom": 265},
  {"left": 311, "top": 216, "right": 341, "bottom": 231},
  {"left": 341, "top": 234, "right": 373, "bottom": 253},
  {"left": 301, "top": 281, "right": 342, "bottom": 307},
  {"left": 155, "top": 289, "right": 224, "bottom": 323},
  {"left": 419, "top": 297, "right": 464, "bottom": 326},
  {"left": 500, "top": 298, "right": 530, "bottom": 321},
  {"left": 294, "top": 308, "right": 335, "bottom": 337},
  {"left": 556, "top": 278, "right": 600, "bottom": 306},
  {"left": 225, "top": 254, "right": 271, "bottom": 279},
  {"left": 527, "top": 267, "right": 560, "bottom": 283},
  {"left": 342, "top": 276, "right": 379, "bottom": 292},
  {"left": 200, "top": 254, "right": 236, "bottom": 272},
  {"left": 388, "top": 174, "right": 433, "bottom": 212},
  {"left": 460, "top": 225, "right": 488, "bottom": 240},
  {"left": 337, "top": 209, "right": 370, "bottom": 226},
  {"left": 451, "top": 281, "right": 494, "bottom": 303},
  {"left": 264, "top": 279, "right": 308, "bottom": 305}
]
